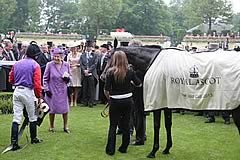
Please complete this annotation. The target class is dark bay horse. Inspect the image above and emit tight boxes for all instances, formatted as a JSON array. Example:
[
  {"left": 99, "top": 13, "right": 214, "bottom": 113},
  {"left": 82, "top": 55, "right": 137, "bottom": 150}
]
[{"left": 111, "top": 46, "right": 240, "bottom": 158}]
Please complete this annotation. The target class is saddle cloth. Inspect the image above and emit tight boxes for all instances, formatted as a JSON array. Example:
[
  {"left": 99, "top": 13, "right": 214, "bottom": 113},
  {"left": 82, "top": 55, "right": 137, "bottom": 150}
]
[{"left": 144, "top": 49, "right": 240, "bottom": 111}]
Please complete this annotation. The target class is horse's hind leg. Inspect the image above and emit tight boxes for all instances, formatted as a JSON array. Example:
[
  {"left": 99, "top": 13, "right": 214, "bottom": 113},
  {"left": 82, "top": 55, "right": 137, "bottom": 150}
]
[
  {"left": 232, "top": 106, "right": 240, "bottom": 135},
  {"left": 147, "top": 109, "right": 161, "bottom": 158},
  {"left": 162, "top": 109, "right": 172, "bottom": 154}
]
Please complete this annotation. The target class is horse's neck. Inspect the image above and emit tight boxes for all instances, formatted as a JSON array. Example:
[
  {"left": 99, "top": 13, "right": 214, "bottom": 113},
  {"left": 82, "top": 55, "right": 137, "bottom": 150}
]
[{"left": 125, "top": 48, "right": 160, "bottom": 73}]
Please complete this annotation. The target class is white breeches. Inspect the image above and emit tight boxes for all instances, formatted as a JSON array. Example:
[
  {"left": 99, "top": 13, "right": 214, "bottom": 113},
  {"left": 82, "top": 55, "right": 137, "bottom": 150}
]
[{"left": 12, "top": 86, "right": 38, "bottom": 124}]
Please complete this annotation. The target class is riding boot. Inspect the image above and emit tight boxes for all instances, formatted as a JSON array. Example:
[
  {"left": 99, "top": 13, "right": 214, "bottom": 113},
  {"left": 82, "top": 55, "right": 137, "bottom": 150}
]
[
  {"left": 30, "top": 121, "right": 42, "bottom": 144},
  {"left": 11, "top": 122, "right": 20, "bottom": 151}
]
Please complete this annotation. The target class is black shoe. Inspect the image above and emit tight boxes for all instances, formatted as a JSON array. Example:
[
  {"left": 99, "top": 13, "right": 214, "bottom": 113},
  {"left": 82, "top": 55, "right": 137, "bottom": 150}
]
[
  {"left": 81, "top": 102, "right": 88, "bottom": 107},
  {"left": 205, "top": 118, "right": 215, "bottom": 123},
  {"left": 224, "top": 120, "right": 230, "bottom": 125},
  {"left": 11, "top": 144, "right": 21, "bottom": 151},
  {"left": 88, "top": 104, "right": 93, "bottom": 108},
  {"left": 194, "top": 112, "right": 203, "bottom": 116},
  {"left": 132, "top": 140, "right": 144, "bottom": 145},
  {"left": 116, "top": 129, "right": 123, "bottom": 135},
  {"left": 31, "top": 138, "right": 43, "bottom": 144},
  {"left": 63, "top": 128, "right": 70, "bottom": 134},
  {"left": 118, "top": 147, "right": 127, "bottom": 153},
  {"left": 106, "top": 150, "right": 114, "bottom": 155}
]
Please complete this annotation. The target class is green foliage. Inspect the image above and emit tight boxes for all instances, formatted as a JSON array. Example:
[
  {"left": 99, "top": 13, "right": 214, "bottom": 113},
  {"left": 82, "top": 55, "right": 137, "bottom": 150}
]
[
  {"left": 0, "top": 106, "right": 240, "bottom": 159},
  {"left": 41, "top": 0, "right": 65, "bottom": 32},
  {"left": 192, "top": 29, "right": 203, "bottom": 36},
  {"left": 10, "top": 0, "right": 29, "bottom": 32},
  {"left": 24, "top": 0, "right": 42, "bottom": 32},
  {"left": 58, "top": 2, "right": 82, "bottom": 33},
  {"left": 232, "top": 13, "right": 240, "bottom": 32},
  {"left": 169, "top": 0, "right": 187, "bottom": 46},
  {"left": 221, "top": 30, "right": 231, "bottom": 36},
  {"left": 0, "top": 93, "right": 13, "bottom": 114},
  {"left": 79, "top": 0, "right": 122, "bottom": 38},
  {"left": 0, "top": 0, "right": 236, "bottom": 38},
  {"left": 115, "top": 0, "right": 171, "bottom": 36},
  {"left": 0, "top": 0, "right": 17, "bottom": 33},
  {"left": 182, "top": 0, "right": 233, "bottom": 32}
]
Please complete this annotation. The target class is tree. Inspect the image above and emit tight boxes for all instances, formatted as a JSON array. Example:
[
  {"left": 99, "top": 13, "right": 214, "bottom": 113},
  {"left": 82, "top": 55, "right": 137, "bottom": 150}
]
[
  {"left": 183, "top": 0, "right": 233, "bottom": 33},
  {"left": 0, "top": 0, "right": 17, "bottom": 33},
  {"left": 41, "top": 0, "right": 65, "bottom": 32},
  {"left": 115, "top": 0, "right": 171, "bottom": 35},
  {"left": 169, "top": 0, "right": 187, "bottom": 46},
  {"left": 79, "top": 0, "right": 122, "bottom": 38},
  {"left": 232, "top": 13, "right": 240, "bottom": 33},
  {"left": 24, "top": 0, "right": 42, "bottom": 32},
  {"left": 58, "top": 1, "right": 82, "bottom": 33},
  {"left": 10, "top": 0, "right": 29, "bottom": 32}
]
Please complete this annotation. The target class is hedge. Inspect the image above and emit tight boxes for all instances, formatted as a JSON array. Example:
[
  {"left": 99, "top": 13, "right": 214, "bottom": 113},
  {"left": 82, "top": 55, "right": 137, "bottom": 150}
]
[{"left": 0, "top": 92, "right": 13, "bottom": 114}]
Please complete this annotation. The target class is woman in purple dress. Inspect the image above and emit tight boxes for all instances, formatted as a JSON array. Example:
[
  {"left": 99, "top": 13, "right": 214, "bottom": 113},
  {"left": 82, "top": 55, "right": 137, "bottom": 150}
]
[{"left": 43, "top": 48, "right": 71, "bottom": 133}]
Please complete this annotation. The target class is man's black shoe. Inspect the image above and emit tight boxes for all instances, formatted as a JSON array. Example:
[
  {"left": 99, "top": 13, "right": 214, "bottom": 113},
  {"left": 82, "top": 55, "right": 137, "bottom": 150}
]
[
  {"left": 194, "top": 112, "right": 203, "bottom": 116},
  {"left": 224, "top": 120, "right": 230, "bottom": 125},
  {"left": 118, "top": 147, "right": 127, "bottom": 153},
  {"left": 132, "top": 140, "right": 144, "bottom": 145},
  {"left": 106, "top": 150, "right": 114, "bottom": 155},
  {"left": 31, "top": 138, "right": 43, "bottom": 144},
  {"left": 81, "top": 102, "right": 88, "bottom": 107},
  {"left": 11, "top": 144, "right": 21, "bottom": 151},
  {"left": 116, "top": 129, "right": 123, "bottom": 135},
  {"left": 205, "top": 118, "right": 215, "bottom": 123}
]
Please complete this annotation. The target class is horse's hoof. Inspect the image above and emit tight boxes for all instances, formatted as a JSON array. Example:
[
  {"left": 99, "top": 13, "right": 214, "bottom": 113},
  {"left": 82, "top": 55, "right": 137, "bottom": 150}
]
[
  {"left": 147, "top": 152, "right": 155, "bottom": 158},
  {"left": 162, "top": 149, "right": 170, "bottom": 154}
]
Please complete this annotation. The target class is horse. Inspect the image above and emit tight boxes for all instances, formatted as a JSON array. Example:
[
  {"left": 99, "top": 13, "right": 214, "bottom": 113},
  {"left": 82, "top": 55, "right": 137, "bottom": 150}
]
[{"left": 108, "top": 45, "right": 240, "bottom": 158}]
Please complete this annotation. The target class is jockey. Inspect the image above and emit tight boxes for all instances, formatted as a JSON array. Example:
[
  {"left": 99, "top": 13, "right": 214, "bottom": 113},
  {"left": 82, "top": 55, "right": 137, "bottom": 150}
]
[{"left": 9, "top": 42, "right": 43, "bottom": 151}]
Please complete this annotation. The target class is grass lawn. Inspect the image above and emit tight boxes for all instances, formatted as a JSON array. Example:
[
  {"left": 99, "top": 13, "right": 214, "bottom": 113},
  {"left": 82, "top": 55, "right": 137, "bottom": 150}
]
[{"left": 0, "top": 105, "right": 239, "bottom": 160}]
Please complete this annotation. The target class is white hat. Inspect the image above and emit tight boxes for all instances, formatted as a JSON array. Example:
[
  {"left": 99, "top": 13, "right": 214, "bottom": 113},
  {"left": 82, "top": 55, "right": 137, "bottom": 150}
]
[{"left": 68, "top": 41, "right": 79, "bottom": 48}]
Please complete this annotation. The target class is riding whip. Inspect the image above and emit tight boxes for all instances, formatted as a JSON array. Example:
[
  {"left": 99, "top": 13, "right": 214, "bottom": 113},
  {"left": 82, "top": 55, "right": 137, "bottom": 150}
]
[{"left": 101, "top": 103, "right": 110, "bottom": 118}]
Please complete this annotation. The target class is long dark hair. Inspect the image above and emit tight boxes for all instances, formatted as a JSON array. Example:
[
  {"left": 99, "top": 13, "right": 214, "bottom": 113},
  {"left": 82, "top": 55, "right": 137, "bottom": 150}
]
[{"left": 109, "top": 51, "right": 128, "bottom": 82}]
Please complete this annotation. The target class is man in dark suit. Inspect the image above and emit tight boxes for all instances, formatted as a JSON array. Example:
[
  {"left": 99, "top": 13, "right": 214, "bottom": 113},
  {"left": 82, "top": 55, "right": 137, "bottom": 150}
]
[
  {"left": 80, "top": 40, "right": 98, "bottom": 107},
  {"left": 97, "top": 44, "right": 110, "bottom": 104},
  {"left": 1, "top": 40, "right": 16, "bottom": 92},
  {"left": 2, "top": 41, "right": 16, "bottom": 61}
]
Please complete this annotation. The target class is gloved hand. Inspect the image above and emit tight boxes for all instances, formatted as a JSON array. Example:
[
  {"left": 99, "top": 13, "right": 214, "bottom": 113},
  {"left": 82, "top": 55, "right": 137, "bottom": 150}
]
[
  {"left": 62, "top": 77, "right": 70, "bottom": 83},
  {"left": 45, "top": 91, "right": 52, "bottom": 98}
]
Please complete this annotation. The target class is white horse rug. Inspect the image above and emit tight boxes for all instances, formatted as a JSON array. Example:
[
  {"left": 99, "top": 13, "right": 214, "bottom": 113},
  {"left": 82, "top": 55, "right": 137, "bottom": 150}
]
[{"left": 144, "top": 49, "right": 240, "bottom": 111}]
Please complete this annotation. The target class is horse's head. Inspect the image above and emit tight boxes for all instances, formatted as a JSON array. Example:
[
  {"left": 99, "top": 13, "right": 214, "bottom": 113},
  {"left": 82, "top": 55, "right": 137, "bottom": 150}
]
[
  {"left": 113, "top": 46, "right": 161, "bottom": 73},
  {"left": 100, "top": 40, "right": 161, "bottom": 82}
]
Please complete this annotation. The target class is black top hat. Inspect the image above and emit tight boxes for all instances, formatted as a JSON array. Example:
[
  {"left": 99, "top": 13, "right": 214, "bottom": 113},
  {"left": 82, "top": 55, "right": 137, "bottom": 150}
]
[
  {"left": 100, "top": 44, "right": 108, "bottom": 49},
  {"left": 86, "top": 40, "right": 93, "bottom": 47}
]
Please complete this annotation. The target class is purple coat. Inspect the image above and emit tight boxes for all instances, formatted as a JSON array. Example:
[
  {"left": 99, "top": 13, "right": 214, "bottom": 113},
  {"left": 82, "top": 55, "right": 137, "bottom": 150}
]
[{"left": 43, "top": 61, "right": 71, "bottom": 114}]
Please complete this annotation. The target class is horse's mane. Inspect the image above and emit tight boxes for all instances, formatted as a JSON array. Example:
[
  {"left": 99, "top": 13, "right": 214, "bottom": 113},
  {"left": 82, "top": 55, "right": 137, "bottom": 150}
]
[
  {"left": 163, "top": 47, "right": 185, "bottom": 51},
  {"left": 143, "top": 45, "right": 162, "bottom": 49}
]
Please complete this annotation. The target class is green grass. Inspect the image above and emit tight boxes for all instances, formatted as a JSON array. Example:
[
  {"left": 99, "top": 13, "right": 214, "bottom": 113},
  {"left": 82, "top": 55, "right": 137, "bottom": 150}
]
[{"left": 0, "top": 105, "right": 239, "bottom": 160}]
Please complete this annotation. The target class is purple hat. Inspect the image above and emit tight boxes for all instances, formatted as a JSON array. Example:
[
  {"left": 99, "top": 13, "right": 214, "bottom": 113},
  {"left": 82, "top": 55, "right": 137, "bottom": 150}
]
[{"left": 51, "top": 47, "right": 63, "bottom": 55}]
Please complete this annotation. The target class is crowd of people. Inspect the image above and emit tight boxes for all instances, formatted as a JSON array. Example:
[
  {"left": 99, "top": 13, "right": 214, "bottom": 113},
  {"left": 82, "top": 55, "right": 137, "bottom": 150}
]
[
  {"left": 0, "top": 37, "right": 148, "bottom": 155},
  {"left": 0, "top": 38, "right": 233, "bottom": 155}
]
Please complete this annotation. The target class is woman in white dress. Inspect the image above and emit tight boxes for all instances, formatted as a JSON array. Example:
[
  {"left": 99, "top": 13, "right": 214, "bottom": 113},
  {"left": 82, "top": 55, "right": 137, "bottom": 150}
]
[{"left": 67, "top": 43, "right": 82, "bottom": 106}]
